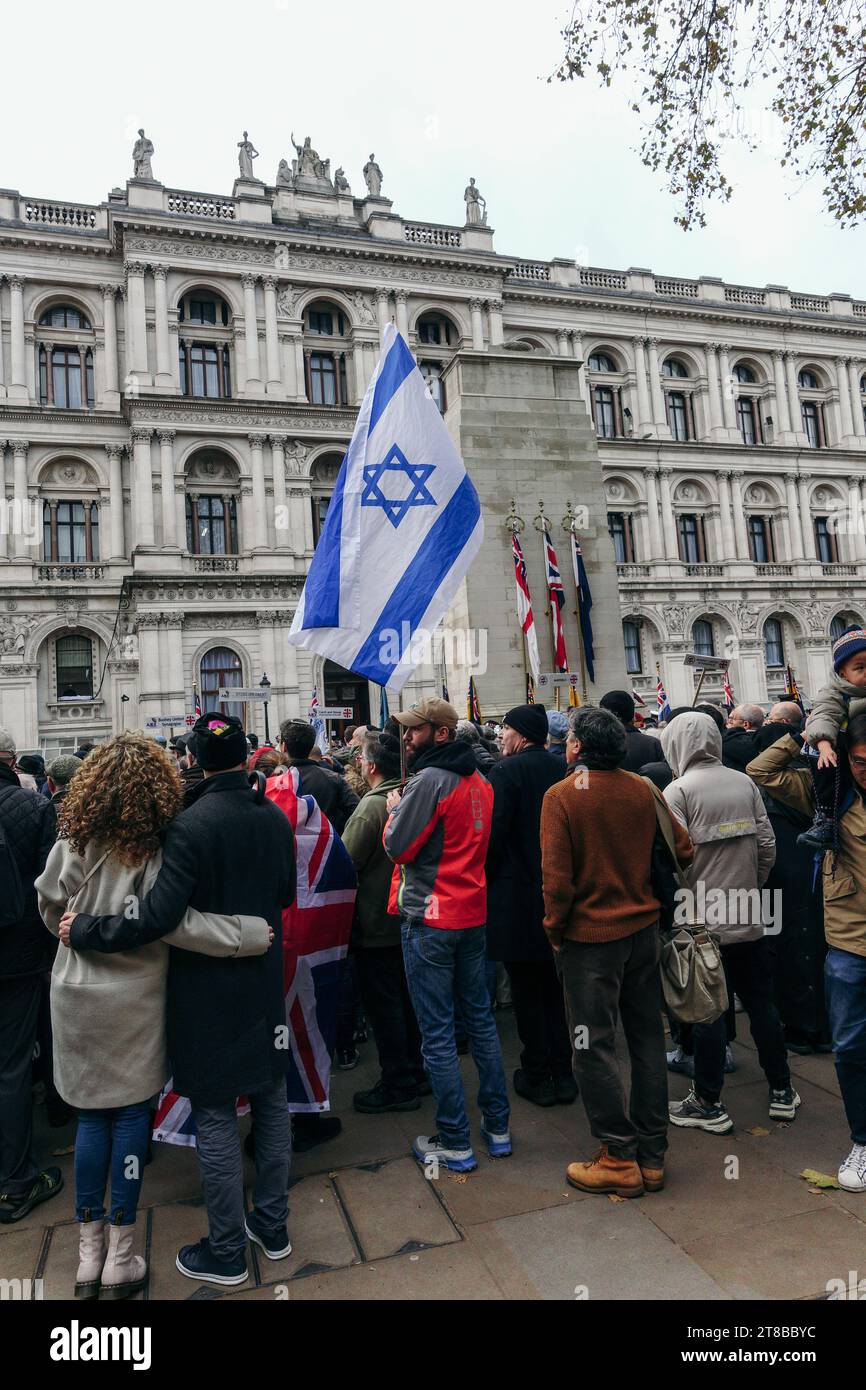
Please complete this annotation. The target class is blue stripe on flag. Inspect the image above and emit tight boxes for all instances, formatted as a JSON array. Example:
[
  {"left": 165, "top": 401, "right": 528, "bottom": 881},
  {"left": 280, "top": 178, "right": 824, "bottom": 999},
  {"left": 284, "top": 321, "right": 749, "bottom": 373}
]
[
  {"left": 299, "top": 454, "right": 348, "bottom": 628},
  {"left": 352, "top": 473, "right": 481, "bottom": 683},
  {"left": 368, "top": 334, "right": 415, "bottom": 437}
]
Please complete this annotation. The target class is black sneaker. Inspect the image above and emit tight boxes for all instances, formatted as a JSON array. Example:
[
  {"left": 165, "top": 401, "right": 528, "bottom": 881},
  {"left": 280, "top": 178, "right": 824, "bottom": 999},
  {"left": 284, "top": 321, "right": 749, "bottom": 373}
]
[
  {"left": 797, "top": 812, "right": 835, "bottom": 852},
  {"left": 353, "top": 1081, "right": 421, "bottom": 1114},
  {"left": 513, "top": 1068, "right": 556, "bottom": 1108},
  {"left": 0, "top": 1167, "right": 64, "bottom": 1224},
  {"left": 336, "top": 1046, "right": 359, "bottom": 1070},
  {"left": 669, "top": 1089, "right": 733, "bottom": 1134},
  {"left": 244, "top": 1211, "right": 292, "bottom": 1260},
  {"left": 769, "top": 1087, "right": 801, "bottom": 1121},
  {"left": 553, "top": 1074, "right": 578, "bottom": 1105},
  {"left": 175, "top": 1237, "right": 249, "bottom": 1286},
  {"left": 292, "top": 1115, "right": 342, "bottom": 1153}
]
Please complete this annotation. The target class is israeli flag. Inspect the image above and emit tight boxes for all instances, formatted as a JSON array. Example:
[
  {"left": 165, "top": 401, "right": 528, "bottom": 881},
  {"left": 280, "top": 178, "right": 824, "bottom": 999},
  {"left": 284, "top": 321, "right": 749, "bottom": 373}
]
[{"left": 288, "top": 325, "right": 483, "bottom": 691}]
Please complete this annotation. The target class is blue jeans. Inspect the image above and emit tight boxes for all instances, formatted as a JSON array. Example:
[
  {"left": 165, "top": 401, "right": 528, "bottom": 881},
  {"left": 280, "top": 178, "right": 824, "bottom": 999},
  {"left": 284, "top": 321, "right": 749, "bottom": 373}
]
[
  {"left": 75, "top": 1101, "right": 151, "bottom": 1225},
  {"left": 825, "top": 946, "right": 866, "bottom": 1143},
  {"left": 401, "top": 919, "right": 510, "bottom": 1150}
]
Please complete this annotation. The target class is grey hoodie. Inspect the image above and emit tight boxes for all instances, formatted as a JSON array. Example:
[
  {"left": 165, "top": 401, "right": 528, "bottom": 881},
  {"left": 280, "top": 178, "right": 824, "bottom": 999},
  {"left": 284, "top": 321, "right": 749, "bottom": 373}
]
[{"left": 660, "top": 712, "right": 776, "bottom": 944}]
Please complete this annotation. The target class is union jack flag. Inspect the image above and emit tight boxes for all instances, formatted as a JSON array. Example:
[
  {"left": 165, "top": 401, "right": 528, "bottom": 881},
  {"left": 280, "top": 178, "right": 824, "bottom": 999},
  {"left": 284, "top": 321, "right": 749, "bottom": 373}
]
[
  {"left": 468, "top": 675, "right": 482, "bottom": 723},
  {"left": 192, "top": 681, "right": 202, "bottom": 719},
  {"left": 152, "top": 768, "right": 357, "bottom": 1146},
  {"left": 656, "top": 668, "right": 672, "bottom": 721},
  {"left": 308, "top": 685, "right": 329, "bottom": 754},
  {"left": 511, "top": 529, "right": 540, "bottom": 681},
  {"left": 542, "top": 525, "right": 569, "bottom": 672},
  {"left": 723, "top": 670, "right": 735, "bottom": 710},
  {"left": 632, "top": 687, "right": 647, "bottom": 708}
]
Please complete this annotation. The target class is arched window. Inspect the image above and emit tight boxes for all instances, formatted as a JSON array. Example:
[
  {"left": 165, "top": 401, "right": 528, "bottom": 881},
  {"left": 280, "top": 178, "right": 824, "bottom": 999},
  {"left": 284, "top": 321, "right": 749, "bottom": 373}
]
[
  {"left": 40, "top": 305, "right": 91, "bottom": 330},
  {"left": 692, "top": 619, "right": 715, "bottom": 657},
  {"left": 56, "top": 634, "right": 94, "bottom": 699},
  {"left": 734, "top": 363, "right": 756, "bottom": 384},
  {"left": 732, "top": 363, "right": 764, "bottom": 444},
  {"left": 588, "top": 352, "right": 617, "bottom": 372},
  {"left": 763, "top": 618, "right": 785, "bottom": 668},
  {"left": 417, "top": 312, "right": 456, "bottom": 347},
  {"left": 419, "top": 361, "right": 445, "bottom": 413},
  {"left": 179, "top": 291, "right": 233, "bottom": 399},
  {"left": 662, "top": 358, "right": 689, "bottom": 378},
  {"left": 305, "top": 300, "right": 347, "bottom": 336},
  {"left": 623, "top": 620, "right": 642, "bottom": 674},
  {"left": 200, "top": 646, "right": 244, "bottom": 719},
  {"left": 831, "top": 612, "right": 862, "bottom": 643},
  {"left": 303, "top": 302, "right": 350, "bottom": 407},
  {"left": 798, "top": 367, "right": 828, "bottom": 447},
  {"left": 798, "top": 369, "right": 819, "bottom": 390}
]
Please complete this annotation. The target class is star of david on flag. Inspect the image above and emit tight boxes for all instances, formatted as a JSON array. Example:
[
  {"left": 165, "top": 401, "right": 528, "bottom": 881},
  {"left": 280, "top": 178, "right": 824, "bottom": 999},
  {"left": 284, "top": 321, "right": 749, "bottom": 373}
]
[{"left": 288, "top": 325, "right": 483, "bottom": 691}]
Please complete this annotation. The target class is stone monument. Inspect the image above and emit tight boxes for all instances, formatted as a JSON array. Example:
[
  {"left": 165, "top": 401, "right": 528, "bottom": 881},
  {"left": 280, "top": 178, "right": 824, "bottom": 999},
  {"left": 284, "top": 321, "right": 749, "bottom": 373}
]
[
  {"left": 363, "top": 153, "right": 383, "bottom": 198},
  {"left": 464, "top": 177, "right": 487, "bottom": 226},
  {"left": 132, "top": 129, "right": 155, "bottom": 181},
  {"left": 237, "top": 131, "right": 260, "bottom": 181}
]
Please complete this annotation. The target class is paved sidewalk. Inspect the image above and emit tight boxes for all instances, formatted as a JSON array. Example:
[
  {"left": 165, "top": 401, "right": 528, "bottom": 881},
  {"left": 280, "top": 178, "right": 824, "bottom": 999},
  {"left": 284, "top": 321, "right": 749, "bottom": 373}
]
[{"left": 2, "top": 1012, "right": 863, "bottom": 1301}]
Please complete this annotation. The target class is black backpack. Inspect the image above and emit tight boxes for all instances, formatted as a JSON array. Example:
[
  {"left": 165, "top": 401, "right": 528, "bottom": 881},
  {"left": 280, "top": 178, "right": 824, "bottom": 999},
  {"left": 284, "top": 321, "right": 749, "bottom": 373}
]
[{"left": 0, "top": 788, "right": 26, "bottom": 927}]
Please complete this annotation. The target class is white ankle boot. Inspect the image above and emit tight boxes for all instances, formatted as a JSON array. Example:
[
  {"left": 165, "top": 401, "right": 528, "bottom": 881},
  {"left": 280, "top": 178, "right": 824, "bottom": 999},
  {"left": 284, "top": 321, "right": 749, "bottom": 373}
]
[
  {"left": 75, "top": 1218, "right": 107, "bottom": 1299},
  {"left": 100, "top": 1222, "right": 147, "bottom": 1299}
]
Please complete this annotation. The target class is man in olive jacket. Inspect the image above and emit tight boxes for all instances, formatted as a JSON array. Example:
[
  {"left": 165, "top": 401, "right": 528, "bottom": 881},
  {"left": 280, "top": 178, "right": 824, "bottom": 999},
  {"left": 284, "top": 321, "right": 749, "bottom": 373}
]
[
  {"left": 65, "top": 714, "right": 296, "bottom": 1287},
  {"left": 342, "top": 730, "right": 425, "bottom": 1114}
]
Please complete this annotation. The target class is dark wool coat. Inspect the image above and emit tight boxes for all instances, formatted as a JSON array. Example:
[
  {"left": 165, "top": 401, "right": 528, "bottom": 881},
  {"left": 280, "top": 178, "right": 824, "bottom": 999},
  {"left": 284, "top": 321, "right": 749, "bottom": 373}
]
[
  {"left": 484, "top": 744, "right": 565, "bottom": 962},
  {"left": 0, "top": 761, "right": 57, "bottom": 978},
  {"left": 69, "top": 772, "right": 296, "bottom": 1106}
]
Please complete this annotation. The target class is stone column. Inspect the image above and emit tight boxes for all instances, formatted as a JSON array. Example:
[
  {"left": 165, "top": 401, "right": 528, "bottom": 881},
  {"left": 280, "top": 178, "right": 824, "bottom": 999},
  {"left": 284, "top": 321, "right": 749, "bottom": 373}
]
[
  {"left": 717, "top": 471, "right": 736, "bottom": 560},
  {"left": 101, "top": 285, "right": 119, "bottom": 396},
  {"left": 632, "top": 337, "right": 653, "bottom": 433},
  {"left": 0, "top": 445, "right": 8, "bottom": 560},
  {"left": 248, "top": 434, "right": 268, "bottom": 549},
  {"left": 24, "top": 333, "right": 36, "bottom": 401},
  {"left": 395, "top": 290, "right": 410, "bottom": 340},
  {"left": 848, "top": 359, "right": 865, "bottom": 438},
  {"left": 469, "top": 299, "right": 485, "bottom": 351},
  {"left": 658, "top": 468, "right": 678, "bottom": 558},
  {"left": 239, "top": 483, "right": 256, "bottom": 552},
  {"left": 709, "top": 506, "right": 724, "bottom": 561},
  {"left": 717, "top": 343, "right": 737, "bottom": 432},
  {"left": 271, "top": 435, "right": 288, "bottom": 549},
  {"left": 158, "top": 431, "right": 177, "bottom": 547},
  {"left": 797, "top": 475, "right": 816, "bottom": 559},
  {"left": 0, "top": 282, "right": 5, "bottom": 397},
  {"left": 729, "top": 471, "right": 749, "bottom": 559},
  {"left": 164, "top": 614, "right": 185, "bottom": 705},
  {"left": 242, "top": 275, "right": 262, "bottom": 390},
  {"left": 263, "top": 277, "right": 282, "bottom": 393},
  {"left": 376, "top": 288, "right": 391, "bottom": 346},
  {"left": 106, "top": 445, "right": 126, "bottom": 559},
  {"left": 785, "top": 353, "right": 805, "bottom": 440},
  {"left": 836, "top": 357, "right": 855, "bottom": 440},
  {"left": 855, "top": 478, "right": 866, "bottom": 560},
  {"left": 124, "top": 261, "right": 149, "bottom": 384},
  {"left": 647, "top": 337, "right": 669, "bottom": 433},
  {"left": 175, "top": 480, "right": 187, "bottom": 551},
  {"left": 9, "top": 276, "right": 26, "bottom": 396},
  {"left": 169, "top": 322, "right": 182, "bottom": 392},
  {"left": 152, "top": 266, "right": 172, "bottom": 386},
  {"left": 635, "top": 504, "right": 650, "bottom": 561},
  {"left": 130, "top": 427, "right": 155, "bottom": 548},
  {"left": 280, "top": 333, "right": 298, "bottom": 397},
  {"left": 557, "top": 328, "right": 569, "bottom": 357},
  {"left": 293, "top": 336, "right": 306, "bottom": 400},
  {"left": 488, "top": 300, "right": 504, "bottom": 347},
  {"left": 301, "top": 484, "right": 315, "bottom": 551},
  {"left": 784, "top": 473, "right": 804, "bottom": 560},
  {"left": 256, "top": 612, "right": 278, "bottom": 701},
  {"left": 288, "top": 487, "right": 306, "bottom": 555},
  {"left": 644, "top": 468, "right": 664, "bottom": 559},
  {"left": 11, "top": 440, "right": 30, "bottom": 559},
  {"left": 848, "top": 476, "right": 866, "bottom": 562},
  {"left": 771, "top": 351, "right": 792, "bottom": 435},
  {"left": 571, "top": 330, "right": 594, "bottom": 416},
  {"left": 136, "top": 615, "right": 163, "bottom": 724},
  {"left": 705, "top": 343, "right": 723, "bottom": 433}
]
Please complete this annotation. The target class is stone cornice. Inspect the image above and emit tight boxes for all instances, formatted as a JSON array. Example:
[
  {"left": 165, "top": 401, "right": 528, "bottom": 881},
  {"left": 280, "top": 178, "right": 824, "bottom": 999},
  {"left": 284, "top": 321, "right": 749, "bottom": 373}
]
[{"left": 128, "top": 398, "right": 356, "bottom": 433}]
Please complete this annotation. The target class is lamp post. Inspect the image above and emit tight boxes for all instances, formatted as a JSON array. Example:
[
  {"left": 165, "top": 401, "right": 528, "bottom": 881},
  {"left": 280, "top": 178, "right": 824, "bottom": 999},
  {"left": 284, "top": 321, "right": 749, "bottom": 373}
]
[{"left": 259, "top": 671, "right": 271, "bottom": 743}]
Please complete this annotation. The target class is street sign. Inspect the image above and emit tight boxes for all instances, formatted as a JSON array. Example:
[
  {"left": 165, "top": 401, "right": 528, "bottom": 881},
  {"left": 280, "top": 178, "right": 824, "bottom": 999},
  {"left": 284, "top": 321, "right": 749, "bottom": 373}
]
[
  {"left": 312, "top": 706, "right": 354, "bottom": 719},
  {"left": 218, "top": 687, "right": 270, "bottom": 701},
  {"left": 683, "top": 653, "right": 730, "bottom": 670},
  {"left": 536, "top": 672, "right": 581, "bottom": 690},
  {"left": 145, "top": 715, "right": 190, "bottom": 729}
]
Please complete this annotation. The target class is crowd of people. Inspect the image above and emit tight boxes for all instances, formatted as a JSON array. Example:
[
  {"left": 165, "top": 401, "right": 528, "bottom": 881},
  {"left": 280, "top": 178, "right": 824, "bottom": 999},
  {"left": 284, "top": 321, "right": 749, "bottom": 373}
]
[{"left": 1, "top": 623, "right": 865, "bottom": 1294}]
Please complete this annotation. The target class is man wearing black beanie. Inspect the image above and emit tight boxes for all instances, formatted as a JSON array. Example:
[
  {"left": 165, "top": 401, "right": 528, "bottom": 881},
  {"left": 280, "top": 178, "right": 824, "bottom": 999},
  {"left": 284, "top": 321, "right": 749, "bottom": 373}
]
[
  {"left": 66, "top": 712, "right": 297, "bottom": 1288},
  {"left": 600, "top": 690, "right": 661, "bottom": 774},
  {"left": 486, "top": 705, "right": 576, "bottom": 1107}
]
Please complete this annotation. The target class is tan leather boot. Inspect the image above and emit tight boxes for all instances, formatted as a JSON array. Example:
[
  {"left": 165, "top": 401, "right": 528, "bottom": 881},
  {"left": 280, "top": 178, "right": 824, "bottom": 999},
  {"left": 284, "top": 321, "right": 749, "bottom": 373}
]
[
  {"left": 639, "top": 1164, "right": 665, "bottom": 1192},
  {"left": 566, "top": 1144, "right": 645, "bottom": 1197},
  {"left": 100, "top": 1222, "right": 147, "bottom": 1299},
  {"left": 75, "top": 1218, "right": 107, "bottom": 1299}
]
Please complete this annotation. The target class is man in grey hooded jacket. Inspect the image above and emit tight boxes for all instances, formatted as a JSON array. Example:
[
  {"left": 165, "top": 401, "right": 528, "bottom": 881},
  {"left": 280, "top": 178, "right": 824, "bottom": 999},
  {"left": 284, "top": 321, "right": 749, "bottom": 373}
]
[{"left": 660, "top": 711, "right": 798, "bottom": 1134}]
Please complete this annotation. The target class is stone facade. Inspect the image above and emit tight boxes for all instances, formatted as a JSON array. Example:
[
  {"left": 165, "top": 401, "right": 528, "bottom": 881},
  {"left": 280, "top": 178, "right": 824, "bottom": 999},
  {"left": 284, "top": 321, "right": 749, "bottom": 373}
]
[{"left": 1, "top": 157, "right": 865, "bottom": 751}]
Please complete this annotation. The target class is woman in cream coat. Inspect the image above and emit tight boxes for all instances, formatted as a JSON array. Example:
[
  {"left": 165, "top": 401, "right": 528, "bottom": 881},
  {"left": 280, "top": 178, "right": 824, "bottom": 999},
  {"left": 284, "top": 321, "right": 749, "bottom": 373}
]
[{"left": 36, "top": 733, "right": 270, "bottom": 1301}]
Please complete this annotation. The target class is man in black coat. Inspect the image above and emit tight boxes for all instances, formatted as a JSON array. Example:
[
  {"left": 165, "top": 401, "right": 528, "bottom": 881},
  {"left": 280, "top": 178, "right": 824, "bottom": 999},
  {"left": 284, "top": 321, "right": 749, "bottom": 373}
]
[
  {"left": 66, "top": 714, "right": 296, "bottom": 1286},
  {"left": 485, "top": 705, "right": 576, "bottom": 1107},
  {"left": 0, "top": 729, "right": 62, "bottom": 1225},
  {"left": 722, "top": 703, "right": 765, "bottom": 772},
  {"left": 279, "top": 718, "right": 359, "bottom": 833},
  {"left": 600, "top": 690, "right": 662, "bottom": 773}
]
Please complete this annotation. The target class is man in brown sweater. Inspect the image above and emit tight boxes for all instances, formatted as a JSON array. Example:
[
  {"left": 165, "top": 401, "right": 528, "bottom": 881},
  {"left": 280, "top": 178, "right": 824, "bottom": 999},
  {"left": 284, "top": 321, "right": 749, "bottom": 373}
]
[{"left": 541, "top": 706, "right": 692, "bottom": 1197}]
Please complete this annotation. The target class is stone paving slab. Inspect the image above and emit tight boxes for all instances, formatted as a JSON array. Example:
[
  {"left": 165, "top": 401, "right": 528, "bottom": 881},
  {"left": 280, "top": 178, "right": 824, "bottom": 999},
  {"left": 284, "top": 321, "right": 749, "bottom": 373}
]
[
  {"left": 258, "top": 1173, "right": 359, "bottom": 1283},
  {"left": 683, "top": 1205, "right": 866, "bottom": 1300},
  {"left": 0, "top": 1223, "right": 46, "bottom": 1291},
  {"left": 228, "top": 1240, "right": 510, "bottom": 1301},
  {"left": 40, "top": 1217, "right": 146, "bottom": 1301},
  {"left": 333, "top": 1157, "right": 460, "bottom": 1260},
  {"left": 472, "top": 1198, "right": 729, "bottom": 1301}
]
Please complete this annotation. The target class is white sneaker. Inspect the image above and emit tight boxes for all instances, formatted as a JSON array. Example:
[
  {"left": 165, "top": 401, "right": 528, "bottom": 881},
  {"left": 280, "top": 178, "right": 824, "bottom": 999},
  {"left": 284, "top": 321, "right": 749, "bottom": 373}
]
[
  {"left": 412, "top": 1133, "right": 477, "bottom": 1173},
  {"left": 838, "top": 1142, "right": 866, "bottom": 1192}
]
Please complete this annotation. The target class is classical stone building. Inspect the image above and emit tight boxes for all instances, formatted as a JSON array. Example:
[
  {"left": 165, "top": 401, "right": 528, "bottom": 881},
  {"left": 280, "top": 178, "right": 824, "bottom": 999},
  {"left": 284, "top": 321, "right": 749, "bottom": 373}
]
[{"left": 1, "top": 134, "right": 866, "bottom": 753}]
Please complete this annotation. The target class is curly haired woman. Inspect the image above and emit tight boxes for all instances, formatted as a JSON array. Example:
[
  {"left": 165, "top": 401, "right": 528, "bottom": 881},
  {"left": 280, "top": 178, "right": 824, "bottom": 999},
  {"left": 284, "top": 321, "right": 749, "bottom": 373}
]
[{"left": 36, "top": 733, "right": 271, "bottom": 1301}]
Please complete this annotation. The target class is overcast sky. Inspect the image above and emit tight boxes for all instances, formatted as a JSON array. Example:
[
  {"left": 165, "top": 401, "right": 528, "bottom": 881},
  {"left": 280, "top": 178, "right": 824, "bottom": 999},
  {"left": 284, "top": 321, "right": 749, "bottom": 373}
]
[{"left": 6, "top": 0, "right": 865, "bottom": 299}]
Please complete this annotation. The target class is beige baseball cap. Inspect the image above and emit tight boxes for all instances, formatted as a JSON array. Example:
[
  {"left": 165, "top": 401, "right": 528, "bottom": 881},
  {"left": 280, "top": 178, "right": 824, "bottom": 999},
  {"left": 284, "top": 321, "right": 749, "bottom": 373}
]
[{"left": 393, "top": 697, "right": 459, "bottom": 731}]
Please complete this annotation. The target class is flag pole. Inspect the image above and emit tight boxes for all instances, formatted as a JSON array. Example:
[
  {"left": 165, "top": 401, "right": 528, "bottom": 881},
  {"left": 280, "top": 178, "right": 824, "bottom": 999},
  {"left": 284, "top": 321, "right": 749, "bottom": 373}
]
[
  {"left": 534, "top": 497, "right": 561, "bottom": 710},
  {"left": 692, "top": 667, "right": 707, "bottom": 707},
  {"left": 506, "top": 499, "right": 530, "bottom": 702},
  {"left": 563, "top": 502, "right": 588, "bottom": 706}
]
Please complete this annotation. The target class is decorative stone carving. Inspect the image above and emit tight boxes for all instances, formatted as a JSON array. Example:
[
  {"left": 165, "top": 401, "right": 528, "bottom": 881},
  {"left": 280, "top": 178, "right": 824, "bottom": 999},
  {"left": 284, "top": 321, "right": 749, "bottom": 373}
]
[
  {"left": 605, "top": 482, "right": 624, "bottom": 501},
  {"left": 464, "top": 177, "right": 487, "bottom": 226},
  {"left": 363, "top": 154, "right": 383, "bottom": 197},
  {"left": 276, "top": 158, "right": 294, "bottom": 189},
  {"left": 43, "top": 461, "right": 98, "bottom": 487},
  {"left": 334, "top": 167, "right": 350, "bottom": 194},
  {"left": 121, "top": 633, "right": 139, "bottom": 660},
  {"left": 662, "top": 604, "right": 689, "bottom": 636},
  {"left": 732, "top": 602, "right": 760, "bottom": 633},
  {"left": 291, "top": 133, "right": 332, "bottom": 188},
  {"left": 745, "top": 484, "right": 768, "bottom": 505},
  {"left": 286, "top": 441, "right": 310, "bottom": 475},
  {"left": 801, "top": 600, "right": 831, "bottom": 634},
  {"left": 350, "top": 290, "right": 376, "bottom": 326},
  {"left": 675, "top": 482, "right": 698, "bottom": 502},
  {"left": 186, "top": 453, "right": 237, "bottom": 483},
  {"left": 132, "top": 129, "right": 155, "bottom": 181},
  {"left": 0, "top": 615, "right": 36, "bottom": 654},
  {"left": 276, "top": 282, "right": 300, "bottom": 316},
  {"left": 237, "top": 131, "right": 260, "bottom": 180}
]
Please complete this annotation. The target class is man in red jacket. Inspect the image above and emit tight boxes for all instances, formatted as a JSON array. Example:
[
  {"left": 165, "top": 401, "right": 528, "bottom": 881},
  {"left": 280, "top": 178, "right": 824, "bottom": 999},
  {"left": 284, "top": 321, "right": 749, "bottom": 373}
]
[{"left": 384, "top": 698, "right": 510, "bottom": 1173}]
